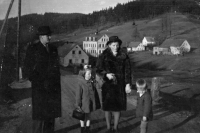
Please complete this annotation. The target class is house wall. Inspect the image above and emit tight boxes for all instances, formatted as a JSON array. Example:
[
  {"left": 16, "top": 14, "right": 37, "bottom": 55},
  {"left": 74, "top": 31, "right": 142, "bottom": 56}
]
[
  {"left": 97, "top": 35, "right": 109, "bottom": 55},
  {"left": 153, "top": 47, "right": 160, "bottom": 55},
  {"left": 127, "top": 48, "right": 132, "bottom": 52},
  {"left": 136, "top": 45, "right": 145, "bottom": 51},
  {"left": 142, "top": 38, "right": 148, "bottom": 46},
  {"left": 83, "top": 41, "right": 98, "bottom": 57},
  {"left": 170, "top": 46, "right": 181, "bottom": 55},
  {"left": 180, "top": 40, "right": 190, "bottom": 52},
  {"left": 63, "top": 45, "right": 89, "bottom": 67},
  {"left": 153, "top": 47, "right": 169, "bottom": 55},
  {"left": 142, "top": 37, "right": 155, "bottom": 46},
  {"left": 83, "top": 34, "right": 108, "bottom": 57}
]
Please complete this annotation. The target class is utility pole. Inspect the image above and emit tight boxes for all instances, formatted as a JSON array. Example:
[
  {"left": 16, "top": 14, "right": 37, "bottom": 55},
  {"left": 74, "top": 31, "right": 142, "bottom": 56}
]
[
  {"left": 0, "top": 0, "right": 15, "bottom": 87},
  {"left": 16, "top": 0, "right": 21, "bottom": 81}
]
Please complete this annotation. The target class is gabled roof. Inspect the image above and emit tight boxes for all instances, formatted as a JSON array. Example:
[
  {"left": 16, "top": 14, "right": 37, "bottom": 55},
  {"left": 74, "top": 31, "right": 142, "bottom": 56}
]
[
  {"left": 128, "top": 42, "right": 141, "bottom": 47},
  {"left": 144, "top": 37, "right": 155, "bottom": 42},
  {"left": 161, "top": 39, "right": 186, "bottom": 48},
  {"left": 58, "top": 42, "right": 77, "bottom": 57}
]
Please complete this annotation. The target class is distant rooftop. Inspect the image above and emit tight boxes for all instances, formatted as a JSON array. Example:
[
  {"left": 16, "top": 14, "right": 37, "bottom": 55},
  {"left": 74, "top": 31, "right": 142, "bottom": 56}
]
[
  {"left": 128, "top": 42, "right": 141, "bottom": 47},
  {"left": 161, "top": 39, "right": 186, "bottom": 47},
  {"left": 58, "top": 42, "right": 77, "bottom": 57},
  {"left": 144, "top": 37, "right": 155, "bottom": 42}
]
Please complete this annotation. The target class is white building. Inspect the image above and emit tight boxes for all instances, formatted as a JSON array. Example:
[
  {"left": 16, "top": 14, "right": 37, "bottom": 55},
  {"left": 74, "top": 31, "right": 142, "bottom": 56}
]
[
  {"left": 161, "top": 39, "right": 191, "bottom": 55},
  {"left": 153, "top": 47, "right": 169, "bottom": 55},
  {"left": 83, "top": 34, "right": 109, "bottom": 57},
  {"left": 180, "top": 40, "right": 191, "bottom": 52},
  {"left": 127, "top": 42, "right": 145, "bottom": 52},
  {"left": 142, "top": 37, "right": 156, "bottom": 46},
  {"left": 58, "top": 42, "right": 89, "bottom": 67},
  {"left": 170, "top": 47, "right": 181, "bottom": 55}
]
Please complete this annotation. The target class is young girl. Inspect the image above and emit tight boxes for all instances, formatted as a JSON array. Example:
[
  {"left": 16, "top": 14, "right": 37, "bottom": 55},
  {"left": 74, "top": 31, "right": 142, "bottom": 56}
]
[{"left": 76, "top": 67, "right": 100, "bottom": 133}]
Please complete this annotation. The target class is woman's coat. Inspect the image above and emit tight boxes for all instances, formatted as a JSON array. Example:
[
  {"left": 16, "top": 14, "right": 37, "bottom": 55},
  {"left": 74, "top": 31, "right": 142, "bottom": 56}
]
[{"left": 96, "top": 48, "right": 131, "bottom": 111}]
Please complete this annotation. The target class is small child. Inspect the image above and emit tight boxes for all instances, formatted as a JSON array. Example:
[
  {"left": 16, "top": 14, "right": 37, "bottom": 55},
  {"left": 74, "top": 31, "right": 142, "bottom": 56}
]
[
  {"left": 76, "top": 67, "right": 100, "bottom": 133},
  {"left": 135, "top": 79, "right": 153, "bottom": 133}
]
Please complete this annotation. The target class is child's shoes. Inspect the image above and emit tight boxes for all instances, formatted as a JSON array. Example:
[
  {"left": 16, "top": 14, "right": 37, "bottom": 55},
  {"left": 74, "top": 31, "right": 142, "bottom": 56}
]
[
  {"left": 81, "top": 127, "right": 85, "bottom": 133},
  {"left": 85, "top": 126, "right": 91, "bottom": 133}
]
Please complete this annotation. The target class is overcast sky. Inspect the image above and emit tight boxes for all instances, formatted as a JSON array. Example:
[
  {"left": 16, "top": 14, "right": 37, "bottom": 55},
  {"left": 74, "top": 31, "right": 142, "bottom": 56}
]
[{"left": 0, "top": 0, "right": 131, "bottom": 20}]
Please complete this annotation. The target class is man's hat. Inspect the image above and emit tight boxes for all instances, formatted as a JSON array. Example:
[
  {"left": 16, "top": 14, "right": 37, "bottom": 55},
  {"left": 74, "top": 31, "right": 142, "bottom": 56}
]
[
  {"left": 37, "top": 26, "right": 52, "bottom": 35},
  {"left": 106, "top": 36, "right": 122, "bottom": 46}
]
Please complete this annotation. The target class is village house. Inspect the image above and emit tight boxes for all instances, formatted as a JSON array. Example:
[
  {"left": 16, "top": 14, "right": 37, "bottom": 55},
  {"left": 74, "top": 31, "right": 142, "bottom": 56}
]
[
  {"left": 153, "top": 47, "right": 170, "bottom": 55},
  {"left": 161, "top": 39, "right": 191, "bottom": 55},
  {"left": 142, "top": 37, "right": 156, "bottom": 47},
  {"left": 83, "top": 34, "right": 109, "bottom": 57},
  {"left": 58, "top": 42, "right": 89, "bottom": 67},
  {"left": 127, "top": 41, "right": 145, "bottom": 52}
]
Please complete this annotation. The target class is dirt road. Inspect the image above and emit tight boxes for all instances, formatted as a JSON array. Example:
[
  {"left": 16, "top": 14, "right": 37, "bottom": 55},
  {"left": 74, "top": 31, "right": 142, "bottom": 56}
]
[{"left": 1, "top": 71, "right": 200, "bottom": 133}]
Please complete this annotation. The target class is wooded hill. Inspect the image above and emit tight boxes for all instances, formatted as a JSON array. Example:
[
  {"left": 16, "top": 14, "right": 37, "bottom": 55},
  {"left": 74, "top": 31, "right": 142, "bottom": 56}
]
[{"left": 0, "top": 0, "right": 200, "bottom": 44}]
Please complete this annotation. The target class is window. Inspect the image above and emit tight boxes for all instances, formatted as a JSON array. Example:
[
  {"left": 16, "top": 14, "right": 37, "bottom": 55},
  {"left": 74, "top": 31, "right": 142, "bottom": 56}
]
[
  {"left": 81, "top": 59, "right": 84, "bottom": 63},
  {"left": 69, "top": 59, "right": 72, "bottom": 63},
  {"left": 72, "top": 51, "right": 75, "bottom": 54},
  {"left": 79, "top": 51, "right": 81, "bottom": 54}
]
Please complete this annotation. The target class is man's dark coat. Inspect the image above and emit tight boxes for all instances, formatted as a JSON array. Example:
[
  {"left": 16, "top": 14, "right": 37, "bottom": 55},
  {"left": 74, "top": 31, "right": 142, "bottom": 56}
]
[
  {"left": 96, "top": 48, "right": 131, "bottom": 111},
  {"left": 24, "top": 41, "right": 61, "bottom": 120}
]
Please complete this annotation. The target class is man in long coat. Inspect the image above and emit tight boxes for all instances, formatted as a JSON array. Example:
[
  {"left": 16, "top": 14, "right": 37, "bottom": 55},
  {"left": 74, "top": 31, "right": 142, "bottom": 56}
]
[{"left": 24, "top": 26, "right": 61, "bottom": 133}]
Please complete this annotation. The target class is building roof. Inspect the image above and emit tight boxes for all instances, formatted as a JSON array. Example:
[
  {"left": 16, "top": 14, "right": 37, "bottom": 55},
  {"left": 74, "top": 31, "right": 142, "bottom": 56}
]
[
  {"left": 144, "top": 37, "right": 155, "bottom": 42},
  {"left": 161, "top": 39, "right": 186, "bottom": 48},
  {"left": 58, "top": 42, "right": 77, "bottom": 57},
  {"left": 128, "top": 42, "right": 141, "bottom": 47},
  {"left": 84, "top": 34, "right": 109, "bottom": 41}
]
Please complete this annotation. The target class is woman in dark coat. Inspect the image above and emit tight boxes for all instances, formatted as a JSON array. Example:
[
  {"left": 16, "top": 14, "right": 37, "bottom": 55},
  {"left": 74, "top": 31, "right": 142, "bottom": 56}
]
[
  {"left": 96, "top": 36, "right": 132, "bottom": 132},
  {"left": 23, "top": 26, "right": 61, "bottom": 133}
]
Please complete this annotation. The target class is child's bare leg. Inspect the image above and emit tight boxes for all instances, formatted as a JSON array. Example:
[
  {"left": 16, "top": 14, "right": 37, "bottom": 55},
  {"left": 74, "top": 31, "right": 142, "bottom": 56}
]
[
  {"left": 80, "top": 120, "right": 85, "bottom": 133},
  {"left": 86, "top": 120, "right": 90, "bottom": 127},
  {"left": 140, "top": 120, "right": 148, "bottom": 133},
  {"left": 80, "top": 120, "right": 85, "bottom": 127}
]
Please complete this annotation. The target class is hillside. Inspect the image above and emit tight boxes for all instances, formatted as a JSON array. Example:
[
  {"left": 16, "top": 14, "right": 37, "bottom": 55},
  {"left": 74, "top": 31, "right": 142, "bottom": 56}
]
[{"left": 54, "top": 12, "right": 200, "bottom": 71}]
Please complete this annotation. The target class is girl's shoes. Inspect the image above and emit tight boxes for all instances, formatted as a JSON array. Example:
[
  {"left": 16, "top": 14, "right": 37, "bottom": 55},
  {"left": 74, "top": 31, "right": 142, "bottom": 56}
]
[
  {"left": 80, "top": 126, "right": 90, "bottom": 133},
  {"left": 81, "top": 127, "right": 85, "bottom": 133},
  {"left": 85, "top": 126, "right": 91, "bottom": 133}
]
